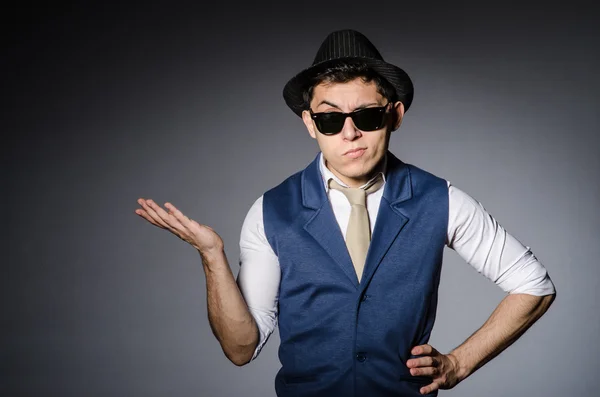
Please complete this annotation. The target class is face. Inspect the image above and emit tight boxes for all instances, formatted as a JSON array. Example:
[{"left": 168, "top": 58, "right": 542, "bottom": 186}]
[{"left": 302, "top": 78, "right": 404, "bottom": 187}]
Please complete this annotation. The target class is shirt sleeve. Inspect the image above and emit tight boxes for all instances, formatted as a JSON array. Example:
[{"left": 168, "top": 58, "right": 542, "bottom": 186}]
[
  {"left": 446, "top": 182, "right": 555, "bottom": 296},
  {"left": 236, "top": 195, "right": 280, "bottom": 361}
]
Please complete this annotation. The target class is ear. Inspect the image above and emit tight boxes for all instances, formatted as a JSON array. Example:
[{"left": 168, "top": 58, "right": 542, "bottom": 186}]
[
  {"left": 302, "top": 110, "right": 318, "bottom": 139},
  {"left": 391, "top": 101, "right": 405, "bottom": 131}
]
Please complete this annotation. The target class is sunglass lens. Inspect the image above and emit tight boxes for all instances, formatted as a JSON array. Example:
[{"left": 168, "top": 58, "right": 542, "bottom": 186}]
[
  {"left": 352, "top": 108, "right": 385, "bottom": 131},
  {"left": 316, "top": 113, "right": 345, "bottom": 135}
]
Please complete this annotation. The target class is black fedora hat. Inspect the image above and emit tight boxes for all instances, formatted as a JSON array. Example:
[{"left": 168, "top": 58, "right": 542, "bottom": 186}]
[{"left": 283, "top": 29, "right": 414, "bottom": 117}]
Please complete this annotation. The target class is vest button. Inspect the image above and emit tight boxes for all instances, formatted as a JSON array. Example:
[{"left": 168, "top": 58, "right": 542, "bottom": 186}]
[{"left": 356, "top": 353, "right": 367, "bottom": 362}]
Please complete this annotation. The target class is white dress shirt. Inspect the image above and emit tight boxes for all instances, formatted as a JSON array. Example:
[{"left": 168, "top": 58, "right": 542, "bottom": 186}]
[{"left": 236, "top": 153, "right": 555, "bottom": 361}]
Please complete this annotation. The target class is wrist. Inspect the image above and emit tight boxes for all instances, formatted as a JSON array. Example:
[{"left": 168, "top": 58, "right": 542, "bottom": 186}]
[
  {"left": 447, "top": 351, "right": 471, "bottom": 382},
  {"left": 199, "top": 246, "right": 226, "bottom": 267}
]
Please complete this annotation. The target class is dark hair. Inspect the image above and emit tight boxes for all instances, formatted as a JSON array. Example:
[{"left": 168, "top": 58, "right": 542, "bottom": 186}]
[{"left": 302, "top": 60, "right": 399, "bottom": 110}]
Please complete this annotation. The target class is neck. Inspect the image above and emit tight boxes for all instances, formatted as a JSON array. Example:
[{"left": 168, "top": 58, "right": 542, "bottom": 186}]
[{"left": 326, "top": 155, "right": 387, "bottom": 188}]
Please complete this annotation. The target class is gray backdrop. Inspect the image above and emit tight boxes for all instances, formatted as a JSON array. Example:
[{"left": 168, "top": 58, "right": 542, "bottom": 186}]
[{"left": 4, "top": 2, "right": 599, "bottom": 396}]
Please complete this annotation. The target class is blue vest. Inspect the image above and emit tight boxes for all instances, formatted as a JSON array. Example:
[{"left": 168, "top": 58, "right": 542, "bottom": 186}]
[{"left": 263, "top": 151, "right": 448, "bottom": 397}]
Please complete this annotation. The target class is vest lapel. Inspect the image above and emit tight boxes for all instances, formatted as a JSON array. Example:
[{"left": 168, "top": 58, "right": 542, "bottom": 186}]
[
  {"left": 299, "top": 151, "right": 413, "bottom": 289},
  {"left": 361, "top": 152, "right": 413, "bottom": 288},
  {"left": 301, "top": 153, "right": 360, "bottom": 288}
]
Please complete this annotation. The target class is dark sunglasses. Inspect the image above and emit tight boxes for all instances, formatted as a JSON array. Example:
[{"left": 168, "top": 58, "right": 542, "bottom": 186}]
[{"left": 309, "top": 103, "right": 391, "bottom": 135}]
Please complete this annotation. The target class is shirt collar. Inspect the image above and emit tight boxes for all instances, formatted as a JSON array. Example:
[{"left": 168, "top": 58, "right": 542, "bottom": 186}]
[{"left": 319, "top": 151, "right": 387, "bottom": 192}]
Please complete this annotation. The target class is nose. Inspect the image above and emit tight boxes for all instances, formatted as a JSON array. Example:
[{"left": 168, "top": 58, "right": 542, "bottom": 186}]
[{"left": 341, "top": 115, "right": 361, "bottom": 140}]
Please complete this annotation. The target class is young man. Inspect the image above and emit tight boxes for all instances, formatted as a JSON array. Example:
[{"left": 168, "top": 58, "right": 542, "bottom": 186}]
[{"left": 135, "top": 30, "right": 556, "bottom": 396}]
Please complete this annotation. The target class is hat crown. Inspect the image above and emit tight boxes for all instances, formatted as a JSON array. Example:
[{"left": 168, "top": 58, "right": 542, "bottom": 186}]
[
  {"left": 313, "top": 30, "right": 384, "bottom": 65},
  {"left": 283, "top": 29, "right": 414, "bottom": 117}
]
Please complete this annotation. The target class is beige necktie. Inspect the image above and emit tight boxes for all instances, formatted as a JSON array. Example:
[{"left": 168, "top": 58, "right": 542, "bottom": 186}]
[{"left": 328, "top": 175, "right": 384, "bottom": 282}]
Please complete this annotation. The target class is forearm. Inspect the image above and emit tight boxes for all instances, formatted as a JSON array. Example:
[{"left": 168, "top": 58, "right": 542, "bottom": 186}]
[
  {"left": 449, "top": 293, "right": 556, "bottom": 381},
  {"left": 200, "top": 247, "right": 259, "bottom": 366}
]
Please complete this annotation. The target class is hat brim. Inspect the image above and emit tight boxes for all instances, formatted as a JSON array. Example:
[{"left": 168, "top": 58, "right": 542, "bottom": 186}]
[{"left": 283, "top": 57, "right": 414, "bottom": 117}]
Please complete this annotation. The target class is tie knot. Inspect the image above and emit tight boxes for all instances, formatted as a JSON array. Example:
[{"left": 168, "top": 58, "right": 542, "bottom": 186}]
[{"left": 328, "top": 174, "right": 384, "bottom": 206}]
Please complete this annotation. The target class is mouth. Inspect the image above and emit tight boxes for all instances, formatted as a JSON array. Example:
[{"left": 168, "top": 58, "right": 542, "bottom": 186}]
[{"left": 343, "top": 148, "right": 366, "bottom": 159}]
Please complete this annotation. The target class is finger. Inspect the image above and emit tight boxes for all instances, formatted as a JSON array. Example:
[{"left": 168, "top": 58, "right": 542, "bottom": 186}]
[
  {"left": 412, "top": 344, "right": 437, "bottom": 356},
  {"left": 136, "top": 198, "right": 168, "bottom": 228},
  {"left": 163, "top": 202, "right": 195, "bottom": 237},
  {"left": 410, "top": 366, "right": 438, "bottom": 377},
  {"left": 420, "top": 381, "right": 440, "bottom": 395},
  {"left": 137, "top": 198, "right": 169, "bottom": 227},
  {"left": 135, "top": 208, "right": 165, "bottom": 229},
  {"left": 149, "top": 200, "right": 192, "bottom": 237},
  {"left": 407, "top": 356, "right": 437, "bottom": 368},
  {"left": 164, "top": 202, "right": 194, "bottom": 228},
  {"left": 143, "top": 199, "right": 180, "bottom": 230}
]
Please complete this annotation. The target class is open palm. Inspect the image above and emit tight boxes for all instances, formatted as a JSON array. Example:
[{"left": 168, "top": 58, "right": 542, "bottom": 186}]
[{"left": 135, "top": 198, "right": 223, "bottom": 253}]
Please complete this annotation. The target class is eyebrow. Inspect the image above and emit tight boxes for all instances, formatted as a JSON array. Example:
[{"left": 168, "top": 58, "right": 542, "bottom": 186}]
[{"left": 316, "top": 100, "right": 380, "bottom": 111}]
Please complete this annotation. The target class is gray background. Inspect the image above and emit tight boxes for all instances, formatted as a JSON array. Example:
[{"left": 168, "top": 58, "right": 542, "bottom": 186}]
[{"left": 4, "top": 2, "right": 599, "bottom": 396}]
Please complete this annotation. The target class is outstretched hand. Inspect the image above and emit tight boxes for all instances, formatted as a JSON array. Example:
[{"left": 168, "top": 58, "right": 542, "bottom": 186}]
[
  {"left": 407, "top": 344, "right": 462, "bottom": 395},
  {"left": 135, "top": 198, "right": 223, "bottom": 254}
]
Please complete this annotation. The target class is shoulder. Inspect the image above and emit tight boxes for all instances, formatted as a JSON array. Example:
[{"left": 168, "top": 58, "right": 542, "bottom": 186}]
[
  {"left": 244, "top": 195, "right": 264, "bottom": 220},
  {"left": 386, "top": 151, "right": 448, "bottom": 189},
  {"left": 402, "top": 162, "right": 449, "bottom": 197},
  {"left": 446, "top": 182, "right": 485, "bottom": 211},
  {"left": 241, "top": 195, "right": 265, "bottom": 234},
  {"left": 407, "top": 163, "right": 447, "bottom": 185}
]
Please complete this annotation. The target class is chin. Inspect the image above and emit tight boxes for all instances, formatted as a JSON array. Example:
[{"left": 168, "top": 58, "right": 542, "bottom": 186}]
[
  {"left": 344, "top": 164, "right": 373, "bottom": 179},
  {"left": 347, "top": 157, "right": 374, "bottom": 171}
]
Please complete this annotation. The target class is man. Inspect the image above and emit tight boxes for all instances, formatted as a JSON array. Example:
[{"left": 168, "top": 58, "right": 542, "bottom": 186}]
[{"left": 135, "top": 30, "right": 556, "bottom": 396}]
